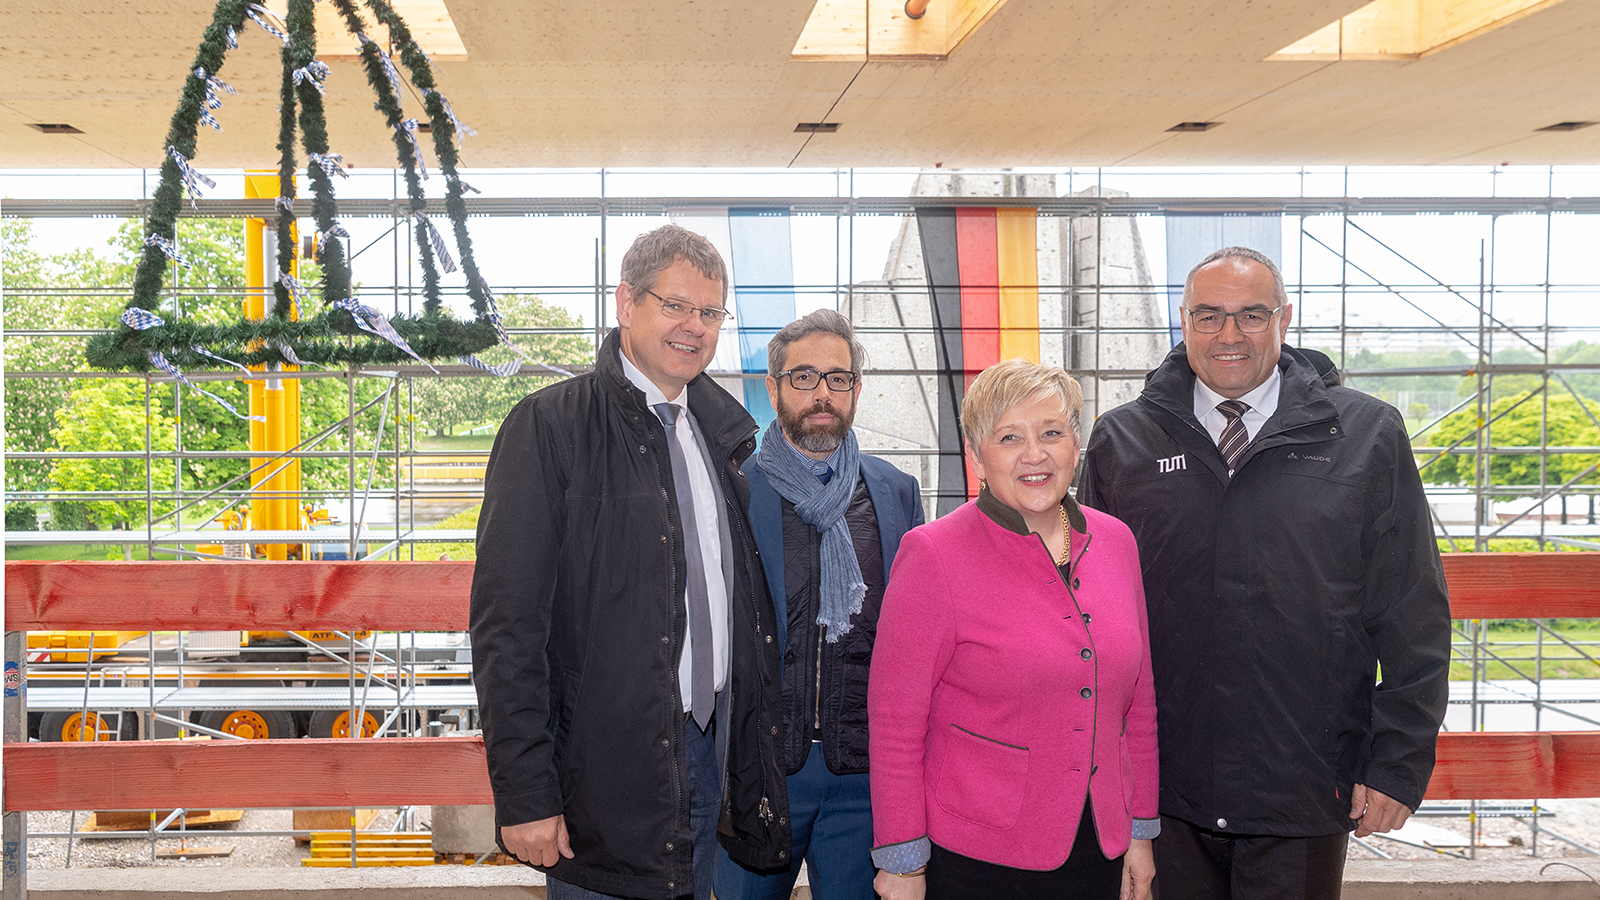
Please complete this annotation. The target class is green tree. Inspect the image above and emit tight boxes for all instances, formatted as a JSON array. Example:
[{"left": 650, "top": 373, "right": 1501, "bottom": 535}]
[
  {"left": 409, "top": 294, "right": 594, "bottom": 436},
  {"left": 1420, "top": 390, "right": 1600, "bottom": 492},
  {"left": 49, "top": 379, "right": 177, "bottom": 529}
]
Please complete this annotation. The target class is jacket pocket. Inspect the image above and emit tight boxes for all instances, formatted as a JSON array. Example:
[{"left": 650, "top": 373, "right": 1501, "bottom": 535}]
[{"left": 936, "top": 724, "right": 1030, "bottom": 831}]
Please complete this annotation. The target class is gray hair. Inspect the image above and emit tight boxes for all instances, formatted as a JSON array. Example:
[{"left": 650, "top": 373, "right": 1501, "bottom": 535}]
[
  {"left": 1182, "top": 246, "right": 1289, "bottom": 309},
  {"left": 619, "top": 224, "right": 729, "bottom": 304},
  {"left": 767, "top": 309, "right": 867, "bottom": 376},
  {"left": 960, "top": 359, "right": 1084, "bottom": 451}
]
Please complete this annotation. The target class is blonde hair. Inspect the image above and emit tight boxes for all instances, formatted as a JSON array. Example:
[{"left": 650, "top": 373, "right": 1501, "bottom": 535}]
[{"left": 960, "top": 359, "right": 1084, "bottom": 452}]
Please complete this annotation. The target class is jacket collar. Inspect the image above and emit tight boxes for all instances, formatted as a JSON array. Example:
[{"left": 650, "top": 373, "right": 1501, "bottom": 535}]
[
  {"left": 1139, "top": 343, "right": 1341, "bottom": 442},
  {"left": 598, "top": 327, "right": 758, "bottom": 458}
]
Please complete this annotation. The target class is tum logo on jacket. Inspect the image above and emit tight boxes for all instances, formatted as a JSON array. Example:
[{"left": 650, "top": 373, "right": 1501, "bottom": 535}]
[{"left": 1157, "top": 453, "right": 1186, "bottom": 474}]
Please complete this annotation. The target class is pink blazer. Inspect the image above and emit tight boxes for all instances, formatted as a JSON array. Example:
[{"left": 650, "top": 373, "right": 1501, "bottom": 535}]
[{"left": 868, "top": 500, "right": 1158, "bottom": 869}]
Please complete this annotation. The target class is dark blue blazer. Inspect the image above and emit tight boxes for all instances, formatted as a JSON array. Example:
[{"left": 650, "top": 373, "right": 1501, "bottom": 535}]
[{"left": 746, "top": 452, "right": 925, "bottom": 659}]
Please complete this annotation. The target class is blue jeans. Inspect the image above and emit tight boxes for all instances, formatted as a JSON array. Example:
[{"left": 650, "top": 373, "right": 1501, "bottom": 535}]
[
  {"left": 714, "top": 741, "right": 874, "bottom": 900},
  {"left": 548, "top": 714, "right": 720, "bottom": 900}
]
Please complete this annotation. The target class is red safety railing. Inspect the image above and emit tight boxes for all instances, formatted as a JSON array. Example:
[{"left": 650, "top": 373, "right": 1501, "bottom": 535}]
[{"left": 5, "top": 553, "right": 1600, "bottom": 812}]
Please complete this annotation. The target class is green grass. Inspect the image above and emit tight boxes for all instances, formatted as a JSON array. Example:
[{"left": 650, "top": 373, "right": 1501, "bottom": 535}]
[
  {"left": 1451, "top": 621, "right": 1600, "bottom": 680},
  {"left": 373, "top": 504, "right": 481, "bottom": 561},
  {"left": 5, "top": 542, "right": 188, "bottom": 561},
  {"left": 416, "top": 433, "right": 496, "bottom": 451}
]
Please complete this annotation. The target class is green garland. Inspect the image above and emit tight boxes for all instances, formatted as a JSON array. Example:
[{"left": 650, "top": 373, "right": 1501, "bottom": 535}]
[{"left": 86, "top": 0, "right": 502, "bottom": 372}]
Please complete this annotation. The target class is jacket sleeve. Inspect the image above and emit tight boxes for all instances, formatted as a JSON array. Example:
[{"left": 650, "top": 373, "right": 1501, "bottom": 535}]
[
  {"left": 903, "top": 471, "right": 927, "bottom": 530},
  {"left": 1357, "top": 408, "right": 1451, "bottom": 810},
  {"left": 1126, "top": 549, "right": 1161, "bottom": 824},
  {"left": 868, "top": 526, "right": 956, "bottom": 852},
  {"left": 469, "top": 396, "right": 567, "bottom": 828}
]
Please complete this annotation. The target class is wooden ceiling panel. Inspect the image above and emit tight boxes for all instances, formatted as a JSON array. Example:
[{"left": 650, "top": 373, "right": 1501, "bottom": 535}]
[{"left": 1, "top": 0, "right": 1594, "bottom": 168}]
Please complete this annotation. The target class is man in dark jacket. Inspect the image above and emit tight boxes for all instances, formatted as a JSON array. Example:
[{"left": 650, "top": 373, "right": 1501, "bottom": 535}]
[
  {"left": 471, "top": 225, "right": 789, "bottom": 900},
  {"left": 714, "top": 310, "right": 924, "bottom": 900},
  {"left": 1076, "top": 246, "right": 1450, "bottom": 900}
]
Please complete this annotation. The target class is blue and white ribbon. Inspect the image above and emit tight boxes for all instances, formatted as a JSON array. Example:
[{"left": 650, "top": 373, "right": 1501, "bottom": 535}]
[
  {"left": 167, "top": 146, "right": 216, "bottom": 203},
  {"left": 147, "top": 351, "right": 264, "bottom": 422},
  {"left": 190, "top": 344, "right": 251, "bottom": 374},
  {"left": 225, "top": 25, "right": 238, "bottom": 49},
  {"left": 423, "top": 90, "right": 476, "bottom": 144},
  {"left": 275, "top": 195, "right": 295, "bottom": 213},
  {"left": 358, "top": 34, "right": 405, "bottom": 99},
  {"left": 445, "top": 173, "right": 480, "bottom": 194},
  {"left": 307, "top": 151, "right": 348, "bottom": 179},
  {"left": 276, "top": 342, "right": 307, "bottom": 366},
  {"left": 121, "top": 308, "right": 165, "bottom": 331},
  {"left": 315, "top": 224, "right": 350, "bottom": 260},
  {"left": 332, "top": 298, "right": 437, "bottom": 373},
  {"left": 395, "top": 119, "right": 428, "bottom": 179},
  {"left": 292, "top": 60, "right": 331, "bottom": 95},
  {"left": 246, "top": 3, "right": 291, "bottom": 45},
  {"left": 415, "top": 212, "right": 455, "bottom": 273},
  {"left": 459, "top": 354, "right": 523, "bottom": 377},
  {"left": 474, "top": 278, "right": 572, "bottom": 377},
  {"left": 278, "top": 271, "right": 312, "bottom": 318},
  {"left": 145, "top": 233, "right": 190, "bottom": 269},
  {"left": 199, "top": 106, "right": 222, "bottom": 132},
  {"left": 194, "top": 66, "right": 235, "bottom": 131}
]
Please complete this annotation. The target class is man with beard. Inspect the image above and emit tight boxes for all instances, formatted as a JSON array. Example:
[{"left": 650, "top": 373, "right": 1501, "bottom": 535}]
[{"left": 714, "top": 309, "right": 924, "bottom": 900}]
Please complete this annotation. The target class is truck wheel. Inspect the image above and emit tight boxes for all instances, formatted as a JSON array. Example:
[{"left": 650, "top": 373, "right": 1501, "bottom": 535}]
[
  {"left": 40, "top": 710, "right": 139, "bottom": 742},
  {"left": 308, "top": 709, "right": 381, "bottom": 738},
  {"left": 198, "top": 708, "right": 296, "bottom": 740}
]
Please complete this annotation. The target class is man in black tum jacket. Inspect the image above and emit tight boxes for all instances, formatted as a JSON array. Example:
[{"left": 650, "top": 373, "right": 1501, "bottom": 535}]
[
  {"left": 714, "top": 310, "right": 923, "bottom": 900},
  {"left": 471, "top": 225, "right": 788, "bottom": 900},
  {"left": 1077, "top": 246, "right": 1449, "bottom": 900}
]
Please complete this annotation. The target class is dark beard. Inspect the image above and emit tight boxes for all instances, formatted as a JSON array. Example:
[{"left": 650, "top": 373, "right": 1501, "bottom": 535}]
[{"left": 777, "top": 398, "right": 854, "bottom": 454}]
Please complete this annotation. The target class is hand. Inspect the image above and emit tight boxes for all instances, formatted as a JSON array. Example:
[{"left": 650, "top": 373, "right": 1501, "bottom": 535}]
[
  {"left": 1349, "top": 784, "right": 1411, "bottom": 838},
  {"left": 874, "top": 868, "right": 926, "bottom": 900},
  {"left": 1120, "top": 838, "right": 1155, "bottom": 900},
  {"left": 500, "top": 814, "right": 574, "bottom": 867}
]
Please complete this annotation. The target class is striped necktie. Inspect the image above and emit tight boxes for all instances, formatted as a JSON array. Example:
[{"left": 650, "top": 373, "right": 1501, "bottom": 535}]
[{"left": 1216, "top": 399, "right": 1251, "bottom": 474}]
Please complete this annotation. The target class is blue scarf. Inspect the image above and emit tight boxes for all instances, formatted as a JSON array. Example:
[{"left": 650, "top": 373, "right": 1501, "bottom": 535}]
[{"left": 755, "top": 419, "right": 865, "bottom": 642}]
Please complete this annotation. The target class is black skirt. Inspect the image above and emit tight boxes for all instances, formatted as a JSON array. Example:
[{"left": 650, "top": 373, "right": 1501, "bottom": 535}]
[{"left": 925, "top": 798, "right": 1123, "bottom": 900}]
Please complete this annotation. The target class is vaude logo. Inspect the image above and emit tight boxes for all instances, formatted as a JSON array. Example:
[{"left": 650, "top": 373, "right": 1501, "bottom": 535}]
[
  {"left": 1287, "top": 451, "right": 1333, "bottom": 463},
  {"left": 1157, "top": 453, "right": 1186, "bottom": 473}
]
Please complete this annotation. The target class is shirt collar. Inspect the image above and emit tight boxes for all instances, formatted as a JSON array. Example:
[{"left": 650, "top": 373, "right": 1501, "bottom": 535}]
[
  {"left": 617, "top": 343, "right": 679, "bottom": 408},
  {"left": 777, "top": 428, "right": 845, "bottom": 483},
  {"left": 1192, "top": 363, "right": 1282, "bottom": 422}
]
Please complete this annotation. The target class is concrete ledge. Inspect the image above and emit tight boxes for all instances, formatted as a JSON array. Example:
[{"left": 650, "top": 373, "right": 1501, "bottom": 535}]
[
  {"left": 1344, "top": 859, "right": 1600, "bottom": 898},
  {"left": 27, "top": 866, "right": 546, "bottom": 899},
  {"left": 24, "top": 859, "right": 1600, "bottom": 899}
]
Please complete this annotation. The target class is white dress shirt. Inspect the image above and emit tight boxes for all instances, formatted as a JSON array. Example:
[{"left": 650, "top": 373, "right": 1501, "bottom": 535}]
[
  {"left": 618, "top": 349, "right": 731, "bottom": 711},
  {"left": 1193, "top": 366, "right": 1282, "bottom": 446}
]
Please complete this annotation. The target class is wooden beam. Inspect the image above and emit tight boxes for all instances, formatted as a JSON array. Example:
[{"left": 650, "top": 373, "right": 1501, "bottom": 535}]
[
  {"left": 1, "top": 737, "right": 493, "bottom": 812},
  {"left": 1442, "top": 552, "right": 1600, "bottom": 620},
  {"left": 4, "top": 560, "right": 474, "bottom": 632},
  {"left": 1426, "top": 732, "right": 1600, "bottom": 800},
  {"left": 6, "top": 553, "right": 1597, "bottom": 634}
]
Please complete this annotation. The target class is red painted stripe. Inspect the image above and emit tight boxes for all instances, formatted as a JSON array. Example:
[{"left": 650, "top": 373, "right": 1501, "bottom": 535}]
[
  {"left": 955, "top": 207, "right": 999, "bottom": 499},
  {"left": 955, "top": 207, "right": 1000, "bottom": 386}
]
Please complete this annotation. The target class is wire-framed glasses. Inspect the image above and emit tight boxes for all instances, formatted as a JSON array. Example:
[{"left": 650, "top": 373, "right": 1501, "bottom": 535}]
[{"left": 643, "top": 288, "right": 733, "bottom": 329}]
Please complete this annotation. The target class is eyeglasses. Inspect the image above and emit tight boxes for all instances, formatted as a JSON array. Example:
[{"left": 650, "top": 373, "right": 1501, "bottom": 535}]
[
  {"left": 1185, "top": 305, "right": 1284, "bottom": 334},
  {"left": 775, "top": 368, "right": 858, "bottom": 392},
  {"left": 642, "top": 288, "right": 733, "bottom": 329}
]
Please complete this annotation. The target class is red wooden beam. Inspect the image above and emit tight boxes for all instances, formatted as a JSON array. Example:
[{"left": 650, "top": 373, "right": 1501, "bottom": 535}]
[
  {"left": 4, "top": 560, "right": 474, "bottom": 632},
  {"left": 1, "top": 736, "right": 493, "bottom": 812},
  {"left": 1443, "top": 552, "right": 1600, "bottom": 620},
  {"left": 1425, "top": 732, "right": 1600, "bottom": 800}
]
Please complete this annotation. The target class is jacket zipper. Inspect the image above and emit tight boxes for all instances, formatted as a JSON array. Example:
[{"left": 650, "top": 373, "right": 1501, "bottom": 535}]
[
  {"left": 721, "top": 434, "right": 778, "bottom": 830},
  {"left": 647, "top": 423, "right": 691, "bottom": 885}
]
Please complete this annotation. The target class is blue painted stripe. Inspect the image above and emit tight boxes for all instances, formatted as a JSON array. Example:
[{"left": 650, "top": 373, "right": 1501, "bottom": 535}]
[{"left": 728, "top": 208, "right": 796, "bottom": 432}]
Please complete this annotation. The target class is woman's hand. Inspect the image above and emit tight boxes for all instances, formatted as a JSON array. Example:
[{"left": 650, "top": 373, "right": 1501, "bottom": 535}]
[
  {"left": 1120, "top": 838, "right": 1154, "bottom": 900},
  {"left": 874, "top": 869, "right": 926, "bottom": 900}
]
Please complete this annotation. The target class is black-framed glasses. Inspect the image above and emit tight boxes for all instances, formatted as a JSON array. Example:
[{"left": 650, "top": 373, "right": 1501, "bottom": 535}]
[
  {"left": 775, "top": 368, "right": 858, "bottom": 391},
  {"left": 642, "top": 288, "right": 733, "bottom": 329},
  {"left": 1185, "top": 305, "right": 1284, "bottom": 334}
]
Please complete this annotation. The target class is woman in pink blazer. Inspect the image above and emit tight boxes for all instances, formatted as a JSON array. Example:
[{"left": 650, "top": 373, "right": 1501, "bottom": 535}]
[{"left": 869, "top": 360, "right": 1158, "bottom": 900}]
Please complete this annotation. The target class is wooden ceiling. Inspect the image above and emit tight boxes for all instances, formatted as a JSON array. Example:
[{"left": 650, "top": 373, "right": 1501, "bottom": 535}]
[{"left": 1, "top": 0, "right": 1596, "bottom": 170}]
